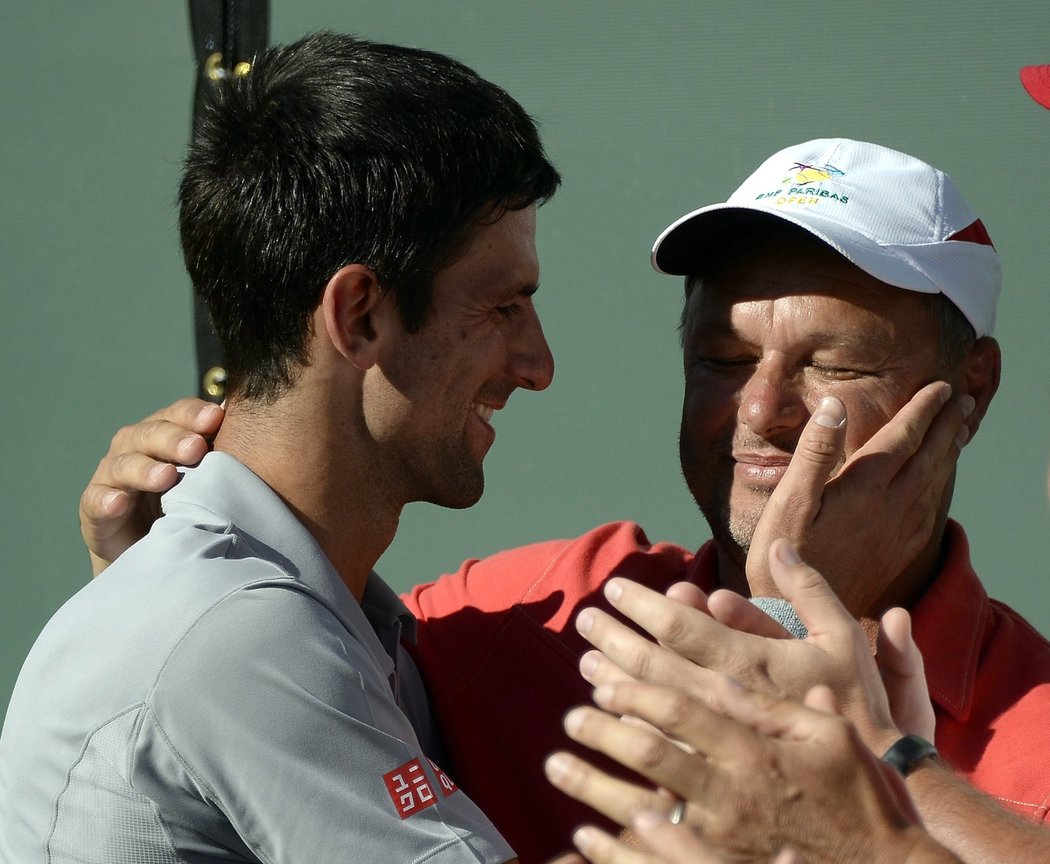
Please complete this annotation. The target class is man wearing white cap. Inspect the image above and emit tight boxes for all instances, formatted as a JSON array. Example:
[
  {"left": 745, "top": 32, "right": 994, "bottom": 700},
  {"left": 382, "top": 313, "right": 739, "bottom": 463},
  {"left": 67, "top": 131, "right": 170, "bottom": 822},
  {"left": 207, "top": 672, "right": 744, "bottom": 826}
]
[
  {"left": 391, "top": 138, "right": 1050, "bottom": 863},
  {"left": 78, "top": 139, "right": 1050, "bottom": 863}
]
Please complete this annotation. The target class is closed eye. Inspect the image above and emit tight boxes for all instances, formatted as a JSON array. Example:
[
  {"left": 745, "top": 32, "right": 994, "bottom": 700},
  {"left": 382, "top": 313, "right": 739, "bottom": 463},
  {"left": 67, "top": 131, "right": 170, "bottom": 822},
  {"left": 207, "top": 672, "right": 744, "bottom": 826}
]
[{"left": 496, "top": 303, "right": 524, "bottom": 318}]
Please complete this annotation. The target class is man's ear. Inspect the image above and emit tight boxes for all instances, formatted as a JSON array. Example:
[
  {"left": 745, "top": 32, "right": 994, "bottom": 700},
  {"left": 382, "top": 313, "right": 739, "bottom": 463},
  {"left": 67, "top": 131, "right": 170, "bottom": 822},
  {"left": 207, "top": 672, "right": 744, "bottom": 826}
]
[
  {"left": 961, "top": 336, "right": 1001, "bottom": 442},
  {"left": 320, "top": 264, "right": 387, "bottom": 371}
]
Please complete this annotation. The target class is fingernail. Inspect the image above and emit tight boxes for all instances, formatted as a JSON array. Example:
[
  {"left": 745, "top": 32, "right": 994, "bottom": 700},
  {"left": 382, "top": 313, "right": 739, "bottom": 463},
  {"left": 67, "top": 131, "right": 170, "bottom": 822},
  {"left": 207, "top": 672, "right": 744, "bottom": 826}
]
[
  {"left": 961, "top": 395, "right": 975, "bottom": 417},
  {"left": 579, "top": 651, "right": 598, "bottom": 679},
  {"left": 775, "top": 540, "right": 803, "bottom": 566},
  {"left": 545, "top": 753, "right": 571, "bottom": 783},
  {"left": 955, "top": 425, "right": 970, "bottom": 448},
  {"left": 576, "top": 609, "right": 595, "bottom": 636},
  {"left": 102, "top": 490, "right": 123, "bottom": 511},
  {"left": 148, "top": 464, "right": 170, "bottom": 484},
  {"left": 938, "top": 382, "right": 952, "bottom": 404},
  {"left": 604, "top": 579, "right": 623, "bottom": 603},
  {"left": 563, "top": 707, "right": 585, "bottom": 735},
  {"left": 813, "top": 396, "right": 845, "bottom": 428},
  {"left": 593, "top": 683, "right": 615, "bottom": 707},
  {"left": 573, "top": 826, "right": 598, "bottom": 855},
  {"left": 176, "top": 435, "right": 200, "bottom": 460}
]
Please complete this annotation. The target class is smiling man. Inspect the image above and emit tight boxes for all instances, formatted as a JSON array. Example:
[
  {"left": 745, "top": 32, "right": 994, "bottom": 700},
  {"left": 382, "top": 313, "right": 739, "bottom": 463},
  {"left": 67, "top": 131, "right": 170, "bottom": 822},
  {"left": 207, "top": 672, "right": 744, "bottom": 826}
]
[{"left": 0, "top": 32, "right": 557, "bottom": 863}]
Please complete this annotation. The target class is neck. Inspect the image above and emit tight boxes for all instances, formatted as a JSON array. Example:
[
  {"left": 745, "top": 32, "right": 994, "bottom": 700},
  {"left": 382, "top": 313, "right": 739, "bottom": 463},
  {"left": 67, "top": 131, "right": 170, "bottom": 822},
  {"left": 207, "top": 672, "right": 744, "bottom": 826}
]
[
  {"left": 214, "top": 392, "right": 402, "bottom": 602},
  {"left": 710, "top": 519, "right": 950, "bottom": 639}
]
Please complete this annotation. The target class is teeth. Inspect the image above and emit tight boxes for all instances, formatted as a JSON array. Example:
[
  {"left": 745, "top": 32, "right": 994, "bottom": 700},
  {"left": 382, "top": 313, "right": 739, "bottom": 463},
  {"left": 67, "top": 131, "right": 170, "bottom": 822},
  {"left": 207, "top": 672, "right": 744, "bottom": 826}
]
[{"left": 474, "top": 403, "right": 494, "bottom": 423}]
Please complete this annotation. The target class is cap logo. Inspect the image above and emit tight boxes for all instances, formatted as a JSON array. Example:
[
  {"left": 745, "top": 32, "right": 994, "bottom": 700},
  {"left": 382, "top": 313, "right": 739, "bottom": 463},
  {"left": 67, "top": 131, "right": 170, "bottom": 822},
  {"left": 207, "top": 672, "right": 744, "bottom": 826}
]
[
  {"left": 783, "top": 161, "right": 845, "bottom": 184},
  {"left": 753, "top": 160, "right": 849, "bottom": 207}
]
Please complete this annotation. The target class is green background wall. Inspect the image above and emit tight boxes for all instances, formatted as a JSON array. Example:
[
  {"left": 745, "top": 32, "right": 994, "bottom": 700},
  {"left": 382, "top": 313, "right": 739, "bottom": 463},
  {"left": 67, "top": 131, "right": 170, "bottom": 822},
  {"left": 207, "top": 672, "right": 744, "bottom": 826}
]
[{"left": 3, "top": 1, "right": 1049, "bottom": 718}]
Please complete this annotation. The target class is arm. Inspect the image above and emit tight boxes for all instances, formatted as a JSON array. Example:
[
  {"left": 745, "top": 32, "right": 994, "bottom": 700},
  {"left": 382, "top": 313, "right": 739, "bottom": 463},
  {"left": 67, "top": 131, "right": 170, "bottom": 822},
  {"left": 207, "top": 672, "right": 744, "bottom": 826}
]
[
  {"left": 79, "top": 398, "right": 223, "bottom": 576},
  {"left": 545, "top": 677, "right": 961, "bottom": 864}
]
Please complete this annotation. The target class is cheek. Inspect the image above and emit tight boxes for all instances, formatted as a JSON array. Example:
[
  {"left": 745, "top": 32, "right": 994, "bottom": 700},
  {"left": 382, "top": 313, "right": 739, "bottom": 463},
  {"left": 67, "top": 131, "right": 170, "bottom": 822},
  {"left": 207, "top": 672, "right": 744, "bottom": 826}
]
[
  {"left": 837, "top": 395, "right": 897, "bottom": 457},
  {"left": 682, "top": 376, "right": 737, "bottom": 446}
]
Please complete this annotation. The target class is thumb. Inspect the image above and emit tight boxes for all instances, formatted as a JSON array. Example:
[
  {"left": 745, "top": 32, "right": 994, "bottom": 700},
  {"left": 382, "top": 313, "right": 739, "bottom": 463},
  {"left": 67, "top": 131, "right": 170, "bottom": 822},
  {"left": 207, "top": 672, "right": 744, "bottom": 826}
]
[
  {"left": 746, "top": 397, "right": 846, "bottom": 595},
  {"left": 877, "top": 607, "right": 935, "bottom": 739},
  {"left": 769, "top": 395, "right": 847, "bottom": 523},
  {"left": 768, "top": 539, "right": 855, "bottom": 639}
]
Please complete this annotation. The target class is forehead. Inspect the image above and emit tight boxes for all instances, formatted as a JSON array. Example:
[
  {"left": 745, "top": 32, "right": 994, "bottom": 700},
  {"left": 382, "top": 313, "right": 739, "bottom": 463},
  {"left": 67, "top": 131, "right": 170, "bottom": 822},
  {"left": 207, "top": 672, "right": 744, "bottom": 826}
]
[
  {"left": 432, "top": 206, "right": 539, "bottom": 301},
  {"left": 685, "top": 231, "right": 938, "bottom": 339}
]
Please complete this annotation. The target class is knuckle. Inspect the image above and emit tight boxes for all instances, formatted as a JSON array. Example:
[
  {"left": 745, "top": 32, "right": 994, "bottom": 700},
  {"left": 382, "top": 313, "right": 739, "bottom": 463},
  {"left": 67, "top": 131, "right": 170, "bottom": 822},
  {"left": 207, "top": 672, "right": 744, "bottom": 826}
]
[
  {"left": 648, "top": 607, "right": 688, "bottom": 646},
  {"left": 627, "top": 731, "right": 668, "bottom": 772},
  {"left": 654, "top": 689, "right": 694, "bottom": 730},
  {"left": 623, "top": 645, "right": 653, "bottom": 680}
]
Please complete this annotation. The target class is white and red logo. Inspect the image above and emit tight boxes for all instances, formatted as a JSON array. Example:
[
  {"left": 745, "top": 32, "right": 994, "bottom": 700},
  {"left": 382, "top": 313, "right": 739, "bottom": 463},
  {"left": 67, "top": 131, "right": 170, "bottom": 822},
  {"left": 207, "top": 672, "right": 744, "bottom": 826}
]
[
  {"left": 383, "top": 758, "right": 436, "bottom": 819},
  {"left": 429, "top": 758, "right": 458, "bottom": 798},
  {"left": 383, "top": 757, "right": 461, "bottom": 818}
]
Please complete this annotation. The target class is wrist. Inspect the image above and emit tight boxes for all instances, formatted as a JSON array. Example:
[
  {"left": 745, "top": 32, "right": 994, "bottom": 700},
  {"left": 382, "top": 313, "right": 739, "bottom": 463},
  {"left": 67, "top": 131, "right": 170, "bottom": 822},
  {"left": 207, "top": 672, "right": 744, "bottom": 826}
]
[{"left": 880, "top": 734, "right": 939, "bottom": 778}]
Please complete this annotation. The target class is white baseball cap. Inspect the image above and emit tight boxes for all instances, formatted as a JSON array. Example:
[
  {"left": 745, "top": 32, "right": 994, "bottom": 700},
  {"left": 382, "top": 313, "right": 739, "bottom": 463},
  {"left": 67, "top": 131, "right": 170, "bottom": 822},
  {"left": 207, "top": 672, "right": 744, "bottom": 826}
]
[{"left": 651, "top": 138, "right": 1001, "bottom": 338}]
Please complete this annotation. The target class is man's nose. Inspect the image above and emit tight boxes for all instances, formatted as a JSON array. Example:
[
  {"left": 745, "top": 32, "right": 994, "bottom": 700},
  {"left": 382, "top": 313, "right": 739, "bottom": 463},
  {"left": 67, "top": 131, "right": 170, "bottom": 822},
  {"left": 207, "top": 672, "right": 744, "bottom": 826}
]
[
  {"left": 737, "top": 360, "right": 806, "bottom": 437},
  {"left": 509, "top": 306, "right": 555, "bottom": 392}
]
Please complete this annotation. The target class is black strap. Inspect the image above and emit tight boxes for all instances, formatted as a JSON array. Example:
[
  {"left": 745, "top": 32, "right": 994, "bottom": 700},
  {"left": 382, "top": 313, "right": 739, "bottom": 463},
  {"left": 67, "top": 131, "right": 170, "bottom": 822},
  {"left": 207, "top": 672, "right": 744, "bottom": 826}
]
[
  {"left": 186, "top": 0, "right": 270, "bottom": 401},
  {"left": 880, "top": 734, "right": 939, "bottom": 776}
]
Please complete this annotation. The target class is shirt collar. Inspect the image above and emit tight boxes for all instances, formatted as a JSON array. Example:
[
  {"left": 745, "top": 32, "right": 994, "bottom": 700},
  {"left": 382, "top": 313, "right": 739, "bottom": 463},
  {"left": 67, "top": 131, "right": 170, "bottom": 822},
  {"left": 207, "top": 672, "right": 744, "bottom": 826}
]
[
  {"left": 163, "top": 451, "right": 409, "bottom": 678},
  {"left": 910, "top": 519, "right": 988, "bottom": 722}
]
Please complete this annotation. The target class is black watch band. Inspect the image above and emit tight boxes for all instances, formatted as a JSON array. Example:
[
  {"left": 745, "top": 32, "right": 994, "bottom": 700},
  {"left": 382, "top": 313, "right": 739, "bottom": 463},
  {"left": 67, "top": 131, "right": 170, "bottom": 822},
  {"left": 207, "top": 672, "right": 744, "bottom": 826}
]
[{"left": 880, "top": 734, "right": 939, "bottom": 776}]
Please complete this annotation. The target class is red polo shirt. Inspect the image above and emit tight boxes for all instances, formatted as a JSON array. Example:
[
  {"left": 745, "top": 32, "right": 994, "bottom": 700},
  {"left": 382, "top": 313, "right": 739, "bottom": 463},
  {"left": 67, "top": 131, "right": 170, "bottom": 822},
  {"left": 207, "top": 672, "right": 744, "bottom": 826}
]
[{"left": 403, "top": 519, "right": 1050, "bottom": 863}]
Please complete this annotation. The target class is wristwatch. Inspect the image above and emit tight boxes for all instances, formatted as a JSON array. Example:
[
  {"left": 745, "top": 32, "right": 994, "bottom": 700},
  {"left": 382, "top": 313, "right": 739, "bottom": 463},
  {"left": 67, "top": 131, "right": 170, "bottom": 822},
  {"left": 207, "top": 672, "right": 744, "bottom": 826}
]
[{"left": 880, "top": 734, "right": 939, "bottom": 776}]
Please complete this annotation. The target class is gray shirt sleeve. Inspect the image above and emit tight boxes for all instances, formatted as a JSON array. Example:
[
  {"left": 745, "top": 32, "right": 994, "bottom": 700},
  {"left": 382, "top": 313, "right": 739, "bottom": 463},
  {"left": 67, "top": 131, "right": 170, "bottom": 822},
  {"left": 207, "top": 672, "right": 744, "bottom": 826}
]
[{"left": 133, "top": 582, "right": 514, "bottom": 863}]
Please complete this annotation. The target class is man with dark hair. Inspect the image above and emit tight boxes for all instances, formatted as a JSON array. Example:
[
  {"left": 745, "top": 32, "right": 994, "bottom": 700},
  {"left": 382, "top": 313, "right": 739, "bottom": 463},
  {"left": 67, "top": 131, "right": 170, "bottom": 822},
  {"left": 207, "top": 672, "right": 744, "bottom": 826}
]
[{"left": 0, "top": 31, "right": 557, "bottom": 862}]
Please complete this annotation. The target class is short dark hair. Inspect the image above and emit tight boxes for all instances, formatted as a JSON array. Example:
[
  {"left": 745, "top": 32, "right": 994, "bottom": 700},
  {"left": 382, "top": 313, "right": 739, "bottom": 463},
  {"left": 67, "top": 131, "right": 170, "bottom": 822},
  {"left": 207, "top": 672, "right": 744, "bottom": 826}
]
[{"left": 180, "top": 31, "right": 560, "bottom": 401}]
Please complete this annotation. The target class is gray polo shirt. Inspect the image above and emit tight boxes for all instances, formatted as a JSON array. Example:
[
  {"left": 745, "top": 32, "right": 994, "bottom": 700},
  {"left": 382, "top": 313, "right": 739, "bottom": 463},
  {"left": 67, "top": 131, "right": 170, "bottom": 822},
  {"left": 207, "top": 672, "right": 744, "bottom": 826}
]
[{"left": 0, "top": 452, "right": 513, "bottom": 863}]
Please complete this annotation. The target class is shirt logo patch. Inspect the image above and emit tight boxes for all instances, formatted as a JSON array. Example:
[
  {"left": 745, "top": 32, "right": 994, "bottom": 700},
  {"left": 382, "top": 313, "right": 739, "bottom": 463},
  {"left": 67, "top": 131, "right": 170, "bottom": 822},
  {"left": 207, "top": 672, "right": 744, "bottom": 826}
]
[
  {"left": 429, "top": 758, "right": 459, "bottom": 798},
  {"left": 383, "top": 758, "right": 437, "bottom": 819}
]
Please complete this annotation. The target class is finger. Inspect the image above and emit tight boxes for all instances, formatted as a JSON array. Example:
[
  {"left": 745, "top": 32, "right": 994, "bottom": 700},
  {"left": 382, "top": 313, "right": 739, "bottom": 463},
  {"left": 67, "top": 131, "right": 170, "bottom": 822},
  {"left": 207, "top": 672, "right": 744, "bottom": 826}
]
[
  {"left": 696, "top": 675, "right": 836, "bottom": 743},
  {"left": 576, "top": 605, "right": 722, "bottom": 694},
  {"left": 875, "top": 608, "right": 922, "bottom": 681},
  {"left": 91, "top": 450, "right": 181, "bottom": 495},
  {"left": 563, "top": 705, "right": 704, "bottom": 789},
  {"left": 580, "top": 650, "right": 638, "bottom": 688},
  {"left": 877, "top": 608, "right": 935, "bottom": 739},
  {"left": 141, "top": 397, "right": 225, "bottom": 436},
  {"left": 631, "top": 812, "right": 729, "bottom": 864},
  {"left": 571, "top": 825, "right": 658, "bottom": 864},
  {"left": 840, "top": 381, "right": 951, "bottom": 476},
  {"left": 106, "top": 418, "right": 212, "bottom": 471},
  {"left": 78, "top": 484, "right": 130, "bottom": 524},
  {"left": 707, "top": 590, "right": 793, "bottom": 639},
  {"left": 766, "top": 540, "right": 857, "bottom": 640},
  {"left": 545, "top": 751, "right": 670, "bottom": 828},
  {"left": 663, "top": 582, "right": 711, "bottom": 614},
  {"left": 597, "top": 580, "right": 739, "bottom": 672},
  {"left": 744, "top": 397, "right": 847, "bottom": 596},
  {"left": 768, "top": 395, "right": 848, "bottom": 525},
  {"left": 888, "top": 391, "right": 972, "bottom": 504},
  {"left": 586, "top": 683, "right": 765, "bottom": 775}
]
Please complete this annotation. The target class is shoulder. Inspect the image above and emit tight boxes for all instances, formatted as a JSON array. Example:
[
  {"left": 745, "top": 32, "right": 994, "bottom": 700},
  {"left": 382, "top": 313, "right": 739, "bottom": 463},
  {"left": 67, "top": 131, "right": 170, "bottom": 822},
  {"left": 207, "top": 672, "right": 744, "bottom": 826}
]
[{"left": 403, "top": 521, "right": 693, "bottom": 622}]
